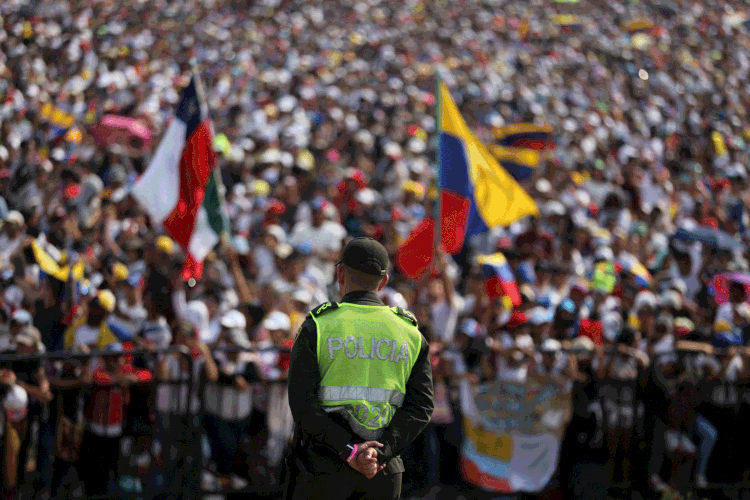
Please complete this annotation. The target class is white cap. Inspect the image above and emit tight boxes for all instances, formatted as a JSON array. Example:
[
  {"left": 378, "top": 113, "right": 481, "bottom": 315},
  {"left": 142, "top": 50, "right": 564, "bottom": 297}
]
[
  {"left": 574, "top": 190, "right": 591, "bottom": 207},
  {"left": 540, "top": 338, "right": 562, "bottom": 353},
  {"left": 543, "top": 201, "right": 566, "bottom": 216},
  {"left": 355, "top": 188, "right": 377, "bottom": 206},
  {"left": 260, "top": 148, "right": 281, "bottom": 164},
  {"left": 262, "top": 311, "right": 291, "bottom": 331},
  {"left": 536, "top": 178, "right": 552, "bottom": 194},
  {"left": 220, "top": 310, "right": 247, "bottom": 330},
  {"left": 265, "top": 224, "right": 286, "bottom": 243},
  {"left": 515, "top": 335, "right": 534, "bottom": 350},
  {"left": 633, "top": 291, "right": 657, "bottom": 312},
  {"left": 407, "top": 137, "right": 426, "bottom": 154},
  {"left": 594, "top": 246, "right": 614, "bottom": 262},
  {"left": 292, "top": 289, "right": 313, "bottom": 304},
  {"left": 658, "top": 290, "right": 682, "bottom": 309},
  {"left": 5, "top": 211, "right": 24, "bottom": 226},
  {"left": 384, "top": 142, "right": 402, "bottom": 158},
  {"left": 10, "top": 309, "right": 32, "bottom": 324},
  {"left": 4, "top": 286, "right": 23, "bottom": 308},
  {"left": 4, "top": 385, "right": 28, "bottom": 422},
  {"left": 670, "top": 279, "right": 688, "bottom": 296}
]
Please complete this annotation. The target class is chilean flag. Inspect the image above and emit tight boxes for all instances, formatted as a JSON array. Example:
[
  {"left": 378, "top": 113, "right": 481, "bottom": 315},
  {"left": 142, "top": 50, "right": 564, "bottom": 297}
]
[
  {"left": 476, "top": 253, "right": 521, "bottom": 306},
  {"left": 132, "top": 76, "right": 225, "bottom": 279}
]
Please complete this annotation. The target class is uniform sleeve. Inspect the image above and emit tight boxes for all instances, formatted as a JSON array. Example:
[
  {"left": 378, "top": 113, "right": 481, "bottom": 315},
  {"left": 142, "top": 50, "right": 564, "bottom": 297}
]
[
  {"left": 376, "top": 335, "right": 434, "bottom": 463},
  {"left": 287, "top": 315, "right": 352, "bottom": 454}
]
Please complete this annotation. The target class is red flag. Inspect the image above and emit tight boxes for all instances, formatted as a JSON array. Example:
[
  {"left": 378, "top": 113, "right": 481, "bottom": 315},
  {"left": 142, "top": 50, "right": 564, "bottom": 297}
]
[
  {"left": 396, "top": 218, "right": 436, "bottom": 280},
  {"left": 440, "top": 191, "right": 472, "bottom": 254}
]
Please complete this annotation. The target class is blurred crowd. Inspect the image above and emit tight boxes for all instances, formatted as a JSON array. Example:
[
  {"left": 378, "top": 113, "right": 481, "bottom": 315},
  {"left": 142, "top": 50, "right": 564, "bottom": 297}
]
[{"left": 0, "top": 0, "right": 749, "bottom": 498}]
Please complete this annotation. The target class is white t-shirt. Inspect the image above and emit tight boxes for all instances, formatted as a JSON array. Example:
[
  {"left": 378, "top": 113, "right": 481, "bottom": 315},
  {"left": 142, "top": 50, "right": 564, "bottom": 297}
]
[
  {"left": 533, "top": 353, "right": 569, "bottom": 377},
  {"left": 647, "top": 334, "right": 675, "bottom": 355},
  {"left": 497, "top": 364, "right": 528, "bottom": 383},
  {"left": 204, "top": 360, "right": 253, "bottom": 421},
  {"left": 288, "top": 221, "right": 346, "bottom": 254},
  {"left": 205, "top": 316, "right": 222, "bottom": 345},
  {"left": 254, "top": 245, "right": 279, "bottom": 285},
  {"left": 694, "top": 354, "right": 744, "bottom": 382},
  {"left": 109, "top": 301, "right": 147, "bottom": 337},
  {"left": 141, "top": 317, "right": 172, "bottom": 349},
  {"left": 72, "top": 324, "right": 100, "bottom": 347},
  {"left": 667, "top": 252, "right": 702, "bottom": 301},
  {"left": 289, "top": 221, "right": 346, "bottom": 281},
  {"left": 715, "top": 303, "right": 737, "bottom": 326},
  {"left": 0, "top": 333, "right": 14, "bottom": 352},
  {"left": 441, "top": 348, "right": 468, "bottom": 376},
  {"left": 430, "top": 294, "right": 465, "bottom": 344},
  {"left": 156, "top": 356, "right": 204, "bottom": 415}
]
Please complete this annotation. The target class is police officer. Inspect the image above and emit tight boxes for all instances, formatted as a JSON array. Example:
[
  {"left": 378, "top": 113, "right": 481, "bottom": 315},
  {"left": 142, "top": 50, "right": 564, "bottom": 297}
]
[{"left": 286, "top": 237, "right": 434, "bottom": 500}]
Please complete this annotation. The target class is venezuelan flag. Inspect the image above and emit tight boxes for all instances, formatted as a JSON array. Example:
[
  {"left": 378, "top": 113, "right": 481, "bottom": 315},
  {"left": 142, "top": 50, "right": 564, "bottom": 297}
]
[
  {"left": 615, "top": 257, "right": 652, "bottom": 289},
  {"left": 39, "top": 102, "right": 75, "bottom": 138},
  {"left": 477, "top": 253, "right": 521, "bottom": 306},
  {"left": 488, "top": 144, "right": 541, "bottom": 182},
  {"left": 30, "top": 240, "right": 85, "bottom": 282},
  {"left": 438, "top": 83, "right": 538, "bottom": 254},
  {"left": 493, "top": 123, "right": 554, "bottom": 150},
  {"left": 552, "top": 14, "right": 584, "bottom": 33}
]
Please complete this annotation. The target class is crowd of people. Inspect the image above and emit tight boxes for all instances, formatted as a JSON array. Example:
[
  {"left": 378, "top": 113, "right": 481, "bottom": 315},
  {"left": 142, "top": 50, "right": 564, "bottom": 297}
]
[{"left": 0, "top": 0, "right": 749, "bottom": 498}]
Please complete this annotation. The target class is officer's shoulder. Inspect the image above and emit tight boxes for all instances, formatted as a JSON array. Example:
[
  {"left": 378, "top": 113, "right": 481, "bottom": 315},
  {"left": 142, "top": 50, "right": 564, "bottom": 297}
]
[
  {"left": 390, "top": 306, "right": 418, "bottom": 327},
  {"left": 309, "top": 302, "right": 339, "bottom": 318}
]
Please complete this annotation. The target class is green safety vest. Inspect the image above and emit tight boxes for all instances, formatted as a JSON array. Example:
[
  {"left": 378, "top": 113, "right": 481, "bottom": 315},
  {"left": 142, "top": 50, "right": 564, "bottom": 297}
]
[{"left": 310, "top": 302, "right": 422, "bottom": 440}]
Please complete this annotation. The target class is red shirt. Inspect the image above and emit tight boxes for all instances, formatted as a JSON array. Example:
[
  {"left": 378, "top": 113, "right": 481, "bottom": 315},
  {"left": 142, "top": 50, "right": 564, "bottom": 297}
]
[
  {"left": 277, "top": 339, "right": 294, "bottom": 372},
  {"left": 85, "top": 365, "right": 152, "bottom": 431}
]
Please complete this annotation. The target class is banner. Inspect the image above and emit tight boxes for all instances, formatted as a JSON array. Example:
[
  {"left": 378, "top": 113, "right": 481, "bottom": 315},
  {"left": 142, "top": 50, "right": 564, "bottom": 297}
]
[{"left": 459, "top": 375, "right": 572, "bottom": 493}]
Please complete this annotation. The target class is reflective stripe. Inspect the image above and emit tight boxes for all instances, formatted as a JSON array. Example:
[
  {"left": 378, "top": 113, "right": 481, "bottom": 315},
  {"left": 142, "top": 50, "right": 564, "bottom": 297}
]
[
  {"left": 323, "top": 406, "right": 383, "bottom": 440},
  {"left": 318, "top": 386, "right": 405, "bottom": 406}
]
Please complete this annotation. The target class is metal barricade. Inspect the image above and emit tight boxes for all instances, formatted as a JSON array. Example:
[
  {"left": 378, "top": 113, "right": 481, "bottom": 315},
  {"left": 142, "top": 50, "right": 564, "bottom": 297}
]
[
  {"left": 646, "top": 350, "right": 750, "bottom": 498},
  {"left": 195, "top": 344, "right": 292, "bottom": 499},
  {"left": 0, "top": 347, "right": 197, "bottom": 500},
  {"left": 7, "top": 342, "right": 748, "bottom": 500}
]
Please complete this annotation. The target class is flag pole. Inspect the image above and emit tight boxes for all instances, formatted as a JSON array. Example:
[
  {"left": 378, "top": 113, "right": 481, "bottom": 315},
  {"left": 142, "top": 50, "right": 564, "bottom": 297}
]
[
  {"left": 190, "top": 58, "right": 230, "bottom": 246},
  {"left": 434, "top": 70, "right": 443, "bottom": 257}
]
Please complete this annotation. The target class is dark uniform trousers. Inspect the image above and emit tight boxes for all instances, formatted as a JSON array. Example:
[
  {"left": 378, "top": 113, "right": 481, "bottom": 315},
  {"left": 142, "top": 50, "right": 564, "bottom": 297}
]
[
  {"left": 288, "top": 465, "right": 402, "bottom": 500},
  {"left": 283, "top": 439, "right": 404, "bottom": 500}
]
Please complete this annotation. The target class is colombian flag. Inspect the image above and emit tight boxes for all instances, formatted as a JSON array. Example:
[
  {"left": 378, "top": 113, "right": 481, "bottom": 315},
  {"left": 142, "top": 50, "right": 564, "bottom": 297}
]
[
  {"left": 477, "top": 253, "right": 521, "bottom": 306},
  {"left": 396, "top": 83, "right": 538, "bottom": 280},
  {"left": 437, "top": 83, "right": 538, "bottom": 254}
]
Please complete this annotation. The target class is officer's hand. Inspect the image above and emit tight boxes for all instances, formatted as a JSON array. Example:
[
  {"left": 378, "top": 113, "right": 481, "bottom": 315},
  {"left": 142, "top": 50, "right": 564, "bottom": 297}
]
[
  {"left": 360, "top": 448, "right": 384, "bottom": 479},
  {"left": 348, "top": 441, "right": 385, "bottom": 479}
]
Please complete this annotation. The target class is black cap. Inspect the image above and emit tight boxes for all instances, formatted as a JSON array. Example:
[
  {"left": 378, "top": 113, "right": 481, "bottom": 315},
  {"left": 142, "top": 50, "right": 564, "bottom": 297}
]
[{"left": 338, "top": 238, "right": 389, "bottom": 276}]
